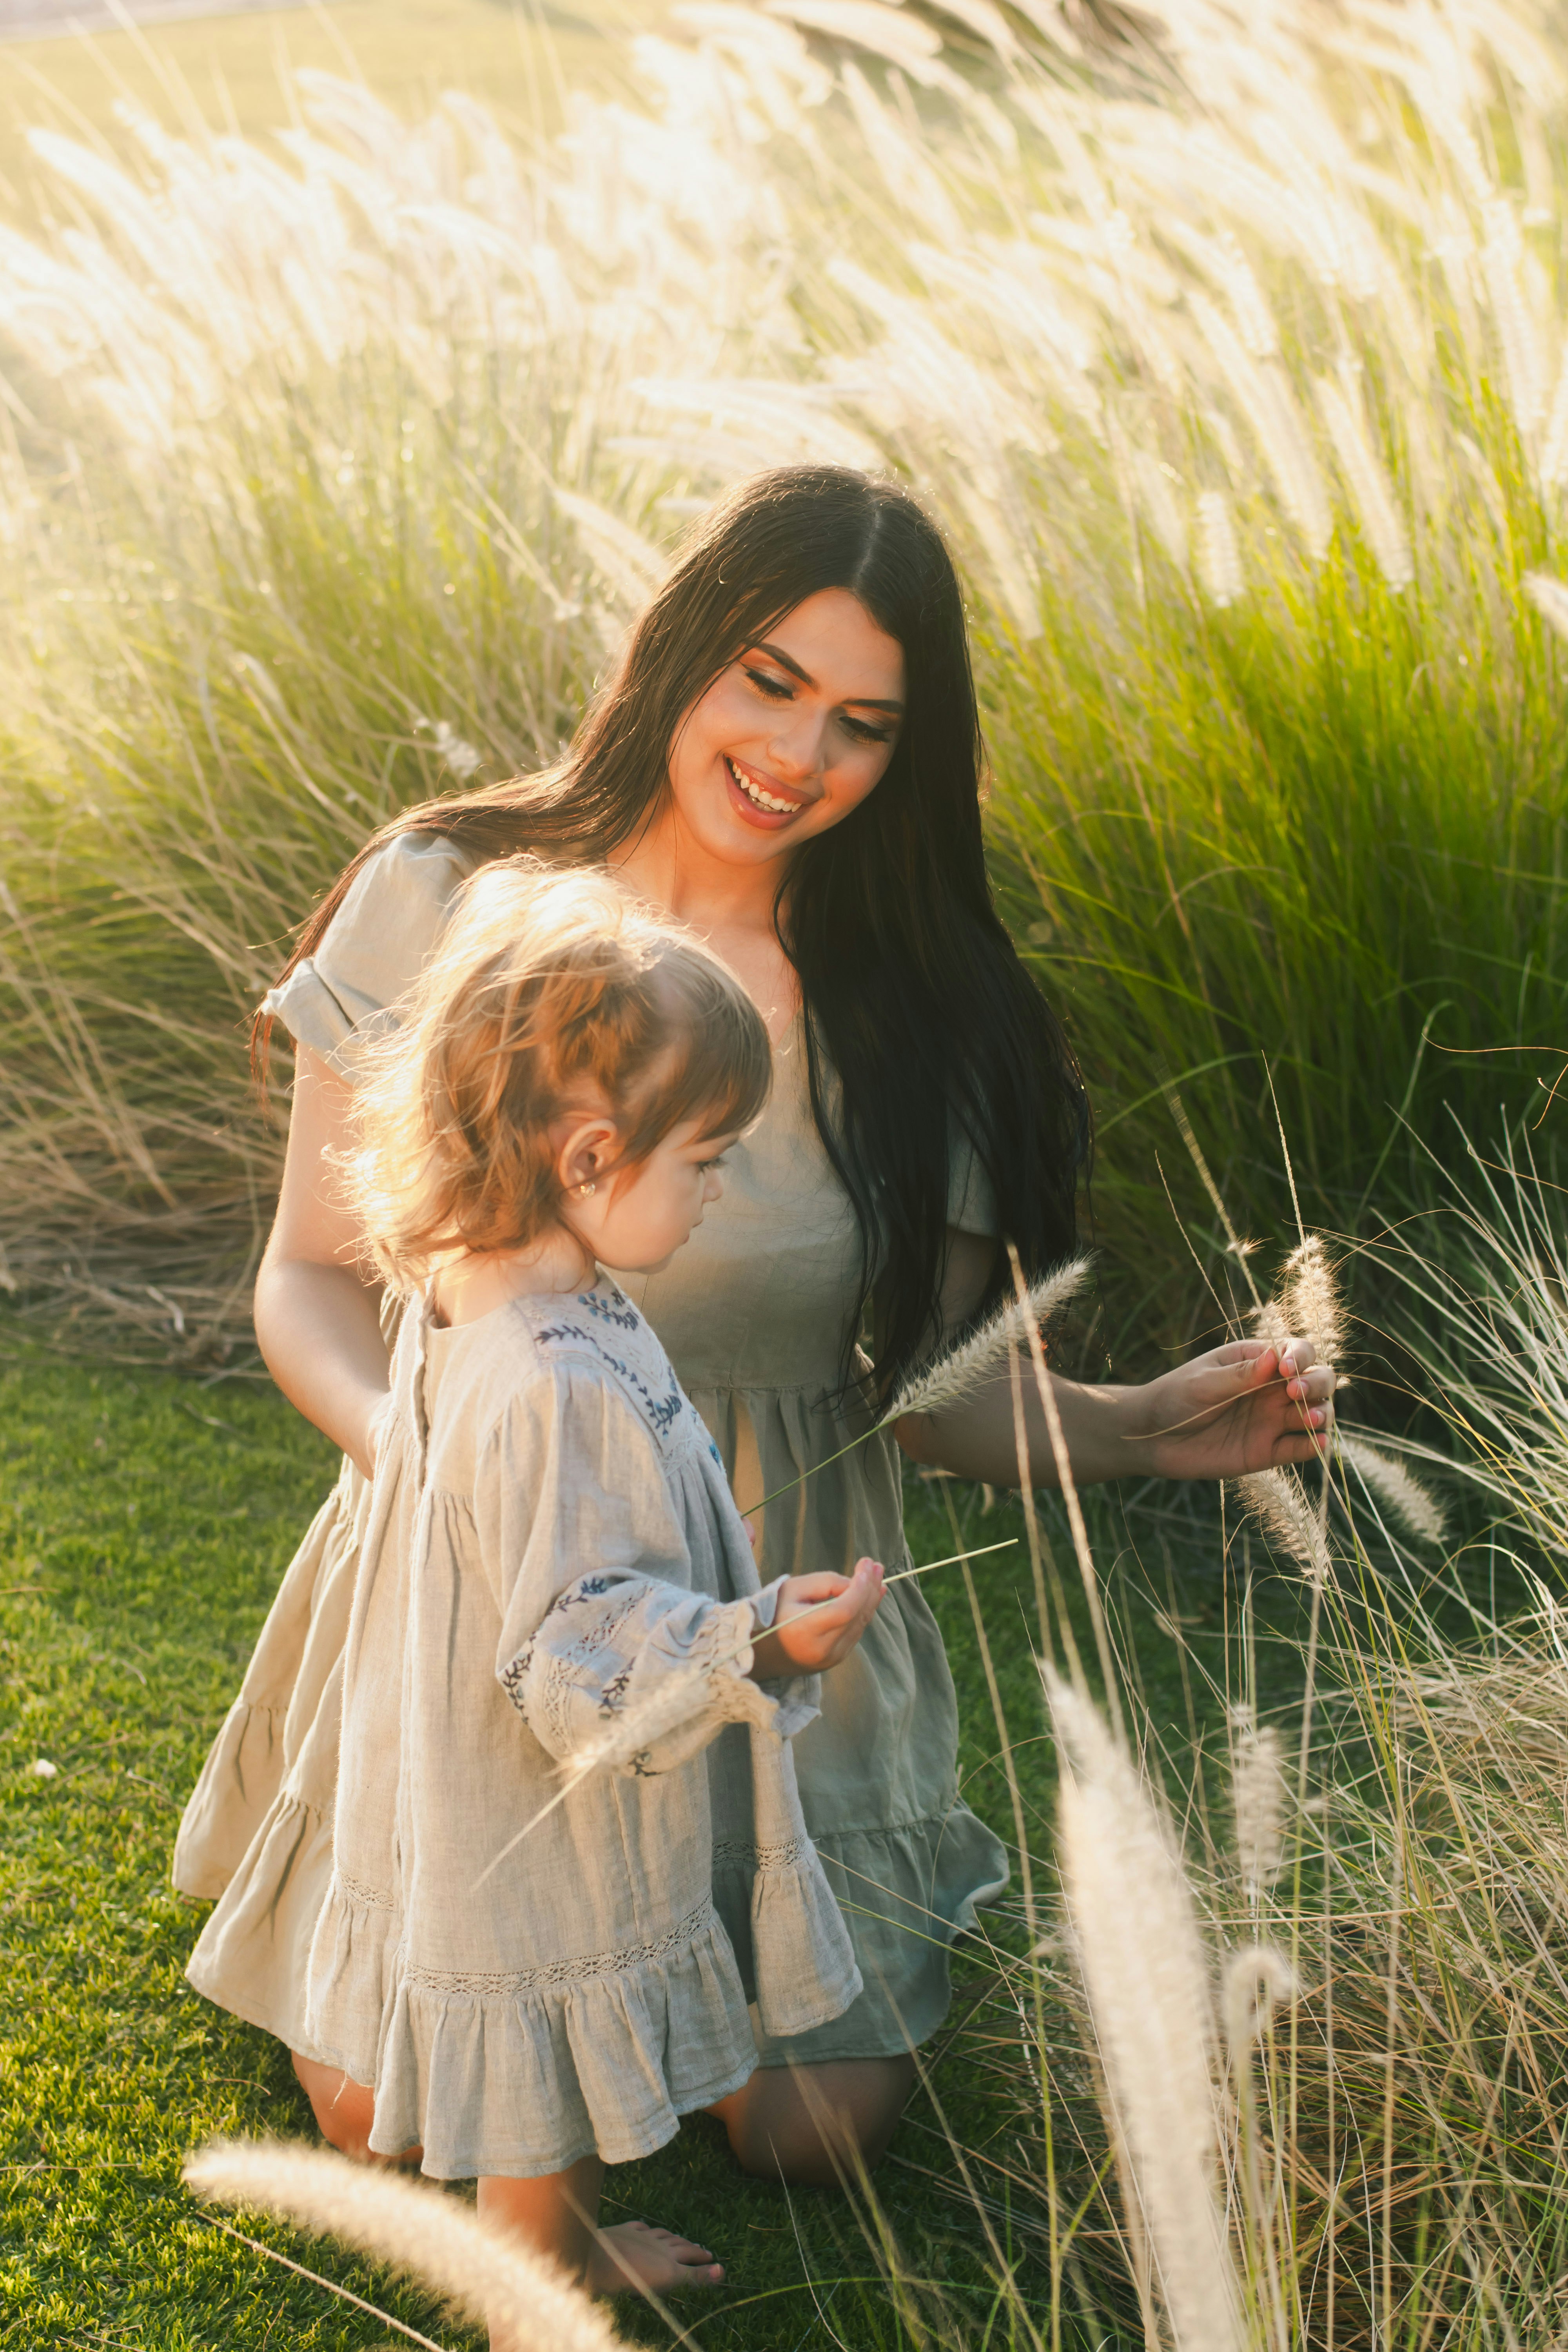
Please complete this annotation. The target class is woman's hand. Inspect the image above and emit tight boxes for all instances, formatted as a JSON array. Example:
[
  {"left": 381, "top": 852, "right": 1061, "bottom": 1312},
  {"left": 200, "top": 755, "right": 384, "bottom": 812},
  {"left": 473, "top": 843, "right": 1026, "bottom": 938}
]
[
  {"left": 1120, "top": 1337, "right": 1334, "bottom": 1481},
  {"left": 748, "top": 1558, "right": 885, "bottom": 1678}
]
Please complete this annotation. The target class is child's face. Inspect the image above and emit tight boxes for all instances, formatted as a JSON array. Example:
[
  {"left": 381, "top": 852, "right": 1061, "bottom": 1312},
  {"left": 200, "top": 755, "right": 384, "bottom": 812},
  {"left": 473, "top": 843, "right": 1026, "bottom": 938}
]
[{"left": 561, "top": 1116, "right": 740, "bottom": 1275}]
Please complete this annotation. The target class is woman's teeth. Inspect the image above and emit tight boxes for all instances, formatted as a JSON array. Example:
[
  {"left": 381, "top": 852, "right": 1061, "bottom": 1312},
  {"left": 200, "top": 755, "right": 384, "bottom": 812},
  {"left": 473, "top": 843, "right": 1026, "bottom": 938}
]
[{"left": 726, "top": 756, "right": 797, "bottom": 815}]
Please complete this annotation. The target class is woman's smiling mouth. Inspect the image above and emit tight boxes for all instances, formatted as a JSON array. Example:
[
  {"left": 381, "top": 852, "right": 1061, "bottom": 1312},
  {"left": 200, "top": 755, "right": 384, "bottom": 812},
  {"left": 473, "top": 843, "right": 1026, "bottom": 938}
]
[{"left": 725, "top": 754, "right": 805, "bottom": 820}]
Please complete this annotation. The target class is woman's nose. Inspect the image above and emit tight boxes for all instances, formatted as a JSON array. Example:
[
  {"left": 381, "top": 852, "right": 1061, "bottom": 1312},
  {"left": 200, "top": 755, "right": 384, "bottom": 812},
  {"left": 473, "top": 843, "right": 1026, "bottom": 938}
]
[{"left": 767, "top": 706, "right": 826, "bottom": 779}]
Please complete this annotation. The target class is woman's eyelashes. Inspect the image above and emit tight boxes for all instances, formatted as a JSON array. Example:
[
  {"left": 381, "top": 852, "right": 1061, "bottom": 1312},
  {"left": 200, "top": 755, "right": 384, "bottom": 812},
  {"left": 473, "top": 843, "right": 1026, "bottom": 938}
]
[{"left": 739, "top": 665, "right": 895, "bottom": 746}]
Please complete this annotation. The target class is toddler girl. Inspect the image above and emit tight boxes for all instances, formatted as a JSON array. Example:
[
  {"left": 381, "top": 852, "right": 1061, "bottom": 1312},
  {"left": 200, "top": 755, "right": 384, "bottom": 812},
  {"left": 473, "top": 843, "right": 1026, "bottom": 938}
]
[{"left": 189, "top": 859, "right": 881, "bottom": 2302}]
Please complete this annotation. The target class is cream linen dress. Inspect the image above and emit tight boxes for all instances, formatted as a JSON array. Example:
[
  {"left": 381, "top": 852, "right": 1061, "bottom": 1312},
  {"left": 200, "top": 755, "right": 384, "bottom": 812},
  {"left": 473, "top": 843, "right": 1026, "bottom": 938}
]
[
  {"left": 174, "top": 833, "right": 1009, "bottom": 2069},
  {"left": 301, "top": 1275, "right": 857, "bottom": 2178}
]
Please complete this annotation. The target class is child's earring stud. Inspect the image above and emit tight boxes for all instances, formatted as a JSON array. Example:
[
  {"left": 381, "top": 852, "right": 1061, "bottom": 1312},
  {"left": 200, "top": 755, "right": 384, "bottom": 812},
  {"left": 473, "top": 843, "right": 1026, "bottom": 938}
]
[{"left": 575, "top": 1180, "right": 596, "bottom": 1198}]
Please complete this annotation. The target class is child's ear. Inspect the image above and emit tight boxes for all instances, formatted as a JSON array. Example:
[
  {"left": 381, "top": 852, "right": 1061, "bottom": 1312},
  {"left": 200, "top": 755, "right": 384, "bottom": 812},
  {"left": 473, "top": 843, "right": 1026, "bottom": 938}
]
[{"left": 556, "top": 1115, "right": 619, "bottom": 1198}]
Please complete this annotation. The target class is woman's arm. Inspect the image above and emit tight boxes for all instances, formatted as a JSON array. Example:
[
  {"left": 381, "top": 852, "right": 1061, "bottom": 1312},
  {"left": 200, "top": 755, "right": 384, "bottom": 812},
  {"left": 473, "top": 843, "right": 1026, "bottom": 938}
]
[
  {"left": 252, "top": 1045, "right": 390, "bottom": 1475},
  {"left": 894, "top": 1231, "right": 1335, "bottom": 1489}
]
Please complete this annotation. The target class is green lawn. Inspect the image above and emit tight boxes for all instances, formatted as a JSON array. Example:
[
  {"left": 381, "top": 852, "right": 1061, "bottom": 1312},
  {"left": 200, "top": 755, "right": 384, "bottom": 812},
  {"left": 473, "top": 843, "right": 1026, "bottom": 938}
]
[{"left": 0, "top": 1353, "right": 1320, "bottom": 2347}]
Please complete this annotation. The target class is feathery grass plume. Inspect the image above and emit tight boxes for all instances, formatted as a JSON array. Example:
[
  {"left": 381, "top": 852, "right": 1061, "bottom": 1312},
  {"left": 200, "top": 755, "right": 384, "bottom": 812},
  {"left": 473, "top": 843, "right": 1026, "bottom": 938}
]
[
  {"left": 1236, "top": 1469, "right": 1332, "bottom": 1586},
  {"left": 1195, "top": 489, "right": 1243, "bottom": 605},
  {"left": 184, "top": 2139, "right": 630, "bottom": 2351},
  {"left": 1045, "top": 1672, "right": 1243, "bottom": 2352},
  {"left": 1540, "top": 341, "right": 1568, "bottom": 488},
  {"left": 1251, "top": 1296, "right": 1292, "bottom": 1354},
  {"left": 1337, "top": 1434, "right": 1447, "bottom": 1544},
  {"left": 1229, "top": 1706, "right": 1287, "bottom": 1897},
  {"left": 1314, "top": 372, "right": 1414, "bottom": 589},
  {"left": 1221, "top": 1944, "right": 1297, "bottom": 2059},
  {"left": 886, "top": 1255, "right": 1093, "bottom": 1424},
  {"left": 1191, "top": 295, "right": 1332, "bottom": 560},
  {"left": 1524, "top": 569, "right": 1568, "bottom": 644},
  {"left": 1279, "top": 1233, "right": 1343, "bottom": 1365}
]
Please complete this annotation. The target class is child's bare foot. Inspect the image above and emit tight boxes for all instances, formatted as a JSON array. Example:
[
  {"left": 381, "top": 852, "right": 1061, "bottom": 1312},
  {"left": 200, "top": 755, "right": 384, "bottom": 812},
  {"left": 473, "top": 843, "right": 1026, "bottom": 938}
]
[{"left": 588, "top": 2218, "right": 724, "bottom": 2296}]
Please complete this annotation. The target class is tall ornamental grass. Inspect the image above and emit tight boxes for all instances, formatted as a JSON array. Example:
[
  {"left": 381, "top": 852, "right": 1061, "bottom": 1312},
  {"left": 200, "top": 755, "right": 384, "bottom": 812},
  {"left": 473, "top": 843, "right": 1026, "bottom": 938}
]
[
  {"left": 837, "top": 1188, "right": 1568, "bottom": 2347},
  {"left": 2, "top": 1, "right": 1568, "bottom": 1355}
]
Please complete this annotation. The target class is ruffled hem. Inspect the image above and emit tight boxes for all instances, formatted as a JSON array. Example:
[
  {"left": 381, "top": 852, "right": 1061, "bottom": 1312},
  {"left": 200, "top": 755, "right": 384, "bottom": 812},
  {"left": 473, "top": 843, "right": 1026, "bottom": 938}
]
[
  {"left": 172, "top": 1458, "right": 368, "bottom": 1904},
  {"left": 183, "top": 1791, "right": 338, "bottom": 2058},
  {"left": 316, "top": 1892, "right": 759, "bottom": 2178},
  {"left": 750, "top": 1800, "right": 1008, "bottom": 2067},
  {"left": 711, "top": 1840, "right": 862, "bottom": 2040},
  {"left": 172, "top": 1697, "right": 286, "bottom": 1899},
  {"left": 301, "top": 1867, "right": 403, "bottom": 2087}
]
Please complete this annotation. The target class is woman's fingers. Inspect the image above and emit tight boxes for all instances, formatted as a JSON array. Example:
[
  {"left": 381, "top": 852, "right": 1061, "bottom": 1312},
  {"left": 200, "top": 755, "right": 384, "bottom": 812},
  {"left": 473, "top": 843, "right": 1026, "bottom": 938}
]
[{"left": 1212, "top": 1335, "right": 1336, "bottom": 1405}]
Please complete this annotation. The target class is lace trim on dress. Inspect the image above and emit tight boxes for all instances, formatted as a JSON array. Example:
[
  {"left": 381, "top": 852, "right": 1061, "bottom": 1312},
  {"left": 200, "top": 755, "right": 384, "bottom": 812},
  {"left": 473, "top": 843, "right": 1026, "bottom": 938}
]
[
  {"left": 397, "top": 1896, "right": 719, "bottom": 1996},
  {"left": 711, "top": 1837, "right": 808, "bottom": 1872},
  {"left": 334, "top": 1870, "right": 396, "bottom": 1913}
]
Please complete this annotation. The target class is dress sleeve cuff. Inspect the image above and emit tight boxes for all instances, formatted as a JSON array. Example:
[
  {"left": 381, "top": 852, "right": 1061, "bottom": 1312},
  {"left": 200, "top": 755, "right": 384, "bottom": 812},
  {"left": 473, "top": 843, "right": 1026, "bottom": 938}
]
[
  {"left": 260, "top": 960, "right": 356, "bottom": 1067},
  {"left": 751, "top": 1574, "right": 789, "bottom": 1633}
]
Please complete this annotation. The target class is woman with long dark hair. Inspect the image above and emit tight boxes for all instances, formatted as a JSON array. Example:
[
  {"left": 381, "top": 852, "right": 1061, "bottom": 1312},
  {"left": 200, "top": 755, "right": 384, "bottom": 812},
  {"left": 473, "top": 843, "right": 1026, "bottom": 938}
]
[{"left": 174, "top": 466, "right": 1333, "bottom": 2294}]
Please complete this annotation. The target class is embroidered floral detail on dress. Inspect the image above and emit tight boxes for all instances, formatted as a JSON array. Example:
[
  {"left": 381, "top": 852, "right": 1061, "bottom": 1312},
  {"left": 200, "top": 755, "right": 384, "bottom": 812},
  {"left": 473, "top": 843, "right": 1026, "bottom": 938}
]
[
  {"left": 532, "top": 1319, "right": 685, "bottom": 1445},
  {"left": 552, "top": 1575, "right": 612, "bottom": 1605},
  {"left": 498, "top": 1644, "right": 534, "bottom": 1706},
  {"left": 599, "top": 1664, "right": 633, "bottom": 1712},
  {"left": 577, "top": 1290, "right": 640, "bottom": 1331}
]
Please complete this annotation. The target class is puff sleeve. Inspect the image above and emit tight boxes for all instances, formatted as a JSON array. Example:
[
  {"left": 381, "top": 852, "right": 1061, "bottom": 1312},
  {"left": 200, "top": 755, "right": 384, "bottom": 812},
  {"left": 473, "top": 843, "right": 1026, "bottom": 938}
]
[{"left": 261, "top": 833, "right": 480, "bottom": 1071}]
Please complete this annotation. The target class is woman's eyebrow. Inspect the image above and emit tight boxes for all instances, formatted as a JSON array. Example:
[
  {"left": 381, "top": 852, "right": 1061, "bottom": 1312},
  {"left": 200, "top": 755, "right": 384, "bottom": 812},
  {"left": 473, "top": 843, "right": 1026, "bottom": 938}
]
[{"left": 752, "top": 640, "right": 905, "bottom": 714}]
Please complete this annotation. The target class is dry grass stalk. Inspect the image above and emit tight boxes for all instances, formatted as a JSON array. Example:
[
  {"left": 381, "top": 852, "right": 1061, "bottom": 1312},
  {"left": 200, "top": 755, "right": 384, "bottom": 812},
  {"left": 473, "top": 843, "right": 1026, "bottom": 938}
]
[
  {"left": 184, "top": 2138, "right": 630, "bottom": 2352},
  {"left": 1044, "top": 1672, "right": 1243, "bottom": 2352}
]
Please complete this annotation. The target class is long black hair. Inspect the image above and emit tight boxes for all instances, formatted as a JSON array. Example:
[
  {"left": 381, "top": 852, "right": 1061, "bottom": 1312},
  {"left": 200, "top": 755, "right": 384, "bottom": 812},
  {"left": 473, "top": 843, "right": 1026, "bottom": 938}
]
[{"left": 265, "top": 465, "right": 1089, "bottom": 1399}]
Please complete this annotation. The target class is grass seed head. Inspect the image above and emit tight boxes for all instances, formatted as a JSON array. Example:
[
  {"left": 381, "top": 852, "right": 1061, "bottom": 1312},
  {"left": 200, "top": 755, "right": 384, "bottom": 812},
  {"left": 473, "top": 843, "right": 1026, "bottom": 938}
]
[
  {"left": 1229, "top": 1705, "right": 1287, "bottom": 1896},
  {"left": 1236, "top": 1468, "right": 1332, "bottom": 1586},
  {"left": 887, "top": 1255, "right": 1093, "bottom": 1423},
  {"left": 1222, "top": 1943, "right": 1298, "bottom": 2059},
  {"left": 1044, "top": 1672, "right": 1243, "bottom": 2352},
  {"left": 1337, "top": 1434, "right": 1448, "bottom": 1544},
  {"left": 183, "top": 2138, "right": 630, "bottom": 2352},
  {"left": 1280, "top": 1233, "right": 1343, "bottom": 1365}
]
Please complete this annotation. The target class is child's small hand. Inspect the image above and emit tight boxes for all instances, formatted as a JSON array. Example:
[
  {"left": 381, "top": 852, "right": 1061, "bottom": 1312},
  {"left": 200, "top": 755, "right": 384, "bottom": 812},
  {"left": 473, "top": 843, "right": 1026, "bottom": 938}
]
[{"left": 748, "top": 1558, "right": 885, "bottom": 1679}]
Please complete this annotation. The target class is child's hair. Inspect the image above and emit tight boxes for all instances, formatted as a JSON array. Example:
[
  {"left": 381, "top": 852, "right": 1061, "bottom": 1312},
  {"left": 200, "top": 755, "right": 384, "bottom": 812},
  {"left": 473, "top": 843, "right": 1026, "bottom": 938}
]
[{"left": 348, "top": 858, "right": 772, "bottom": 1286}]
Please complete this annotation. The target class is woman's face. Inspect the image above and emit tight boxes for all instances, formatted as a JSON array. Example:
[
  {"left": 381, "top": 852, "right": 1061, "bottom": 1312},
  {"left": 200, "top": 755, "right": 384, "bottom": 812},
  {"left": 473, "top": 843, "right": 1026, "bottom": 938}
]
[{"left": 664, "top": 588, "right": 906, "bottom": 870}]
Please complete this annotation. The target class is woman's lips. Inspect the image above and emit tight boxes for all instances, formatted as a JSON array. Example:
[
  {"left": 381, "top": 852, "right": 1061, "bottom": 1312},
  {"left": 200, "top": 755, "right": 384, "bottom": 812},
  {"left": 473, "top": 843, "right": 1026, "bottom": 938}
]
[{"left": 724, "top": 754, "right": 807, "bottom": 827}]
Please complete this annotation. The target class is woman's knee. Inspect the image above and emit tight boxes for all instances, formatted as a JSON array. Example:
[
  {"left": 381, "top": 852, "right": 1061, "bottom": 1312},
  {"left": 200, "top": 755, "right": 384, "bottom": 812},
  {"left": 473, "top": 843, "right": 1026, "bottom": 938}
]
[{"left": 722, "top": 2057, "right": 915, "bottom": 2185}]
